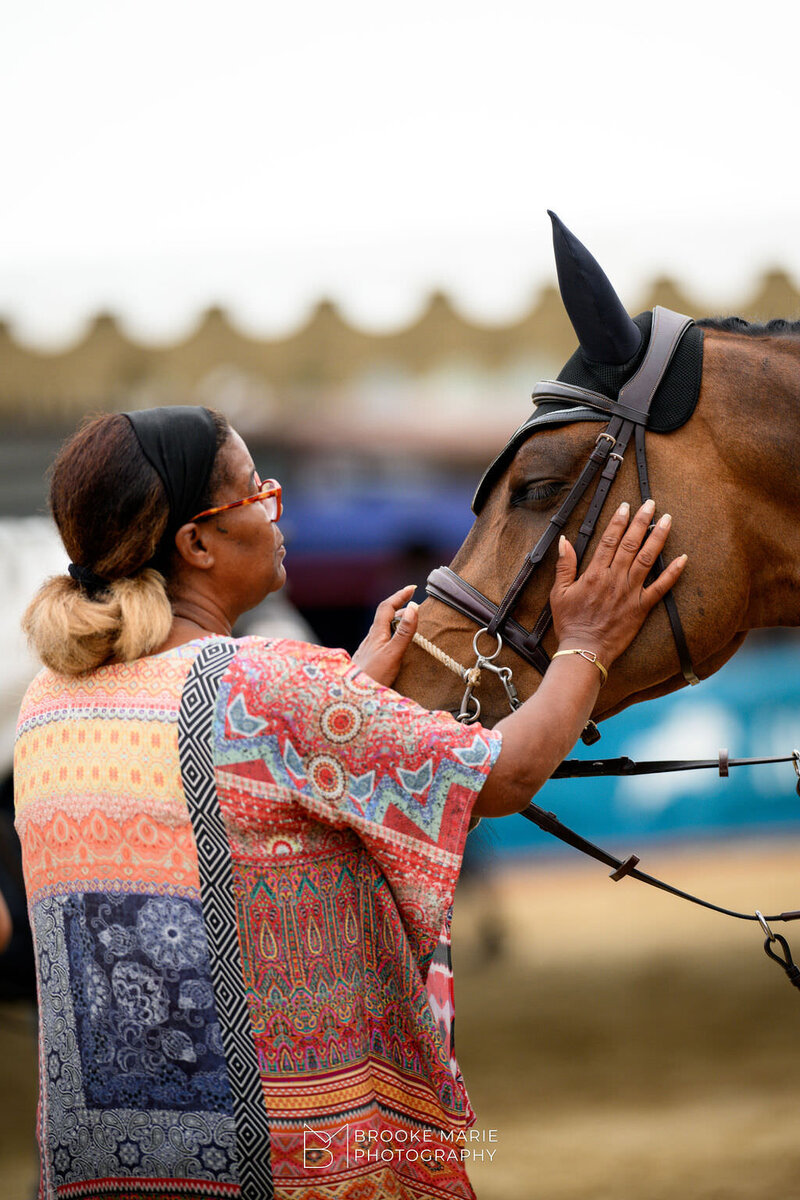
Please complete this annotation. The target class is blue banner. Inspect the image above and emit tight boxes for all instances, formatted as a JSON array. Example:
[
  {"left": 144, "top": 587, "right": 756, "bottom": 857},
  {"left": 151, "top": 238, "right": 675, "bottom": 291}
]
[{"left": 489, "top": 636, "right": 800, "bottom": 856}]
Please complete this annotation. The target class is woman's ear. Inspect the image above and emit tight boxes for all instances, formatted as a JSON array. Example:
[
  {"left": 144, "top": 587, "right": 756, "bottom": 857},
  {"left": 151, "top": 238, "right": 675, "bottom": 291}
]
[{"left": 173, "top": 521, "right": 215, "bottom": 571}]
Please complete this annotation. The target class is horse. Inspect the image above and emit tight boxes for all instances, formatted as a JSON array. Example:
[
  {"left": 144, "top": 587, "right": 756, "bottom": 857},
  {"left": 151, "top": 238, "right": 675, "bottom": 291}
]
[
  {"left": 394, "top": 213, "right": 800, "bottom": 741},
  {"left": 390, "top": 217, "right": 800, "bottom": 1189}
]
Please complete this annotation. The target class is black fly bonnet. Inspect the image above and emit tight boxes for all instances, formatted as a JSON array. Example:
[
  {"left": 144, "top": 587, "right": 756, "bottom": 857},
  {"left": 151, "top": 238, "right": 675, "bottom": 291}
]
[{"left": 473, "top": 309, "right": 704, "bottom": 512}]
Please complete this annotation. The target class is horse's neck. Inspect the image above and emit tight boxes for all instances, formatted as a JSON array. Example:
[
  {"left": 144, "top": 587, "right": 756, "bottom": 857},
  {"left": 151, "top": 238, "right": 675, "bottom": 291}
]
[{"left": 708, "top": 333, "right": 800, "bottom": 630}]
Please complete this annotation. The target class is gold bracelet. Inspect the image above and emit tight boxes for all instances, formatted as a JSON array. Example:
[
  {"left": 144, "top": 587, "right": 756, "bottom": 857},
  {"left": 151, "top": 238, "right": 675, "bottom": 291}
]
[{"left": 552, "top": 648, "right": 608, "bottom": 685}]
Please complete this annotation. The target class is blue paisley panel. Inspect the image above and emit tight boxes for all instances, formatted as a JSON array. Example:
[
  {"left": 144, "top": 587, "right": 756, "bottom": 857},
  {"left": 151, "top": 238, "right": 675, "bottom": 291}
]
[
  {"left": 65, "top": 891, "right": 233, "bottom": 1112},
  {"left": 34, "top": 892, "right": 239, "bottom": 1189}
]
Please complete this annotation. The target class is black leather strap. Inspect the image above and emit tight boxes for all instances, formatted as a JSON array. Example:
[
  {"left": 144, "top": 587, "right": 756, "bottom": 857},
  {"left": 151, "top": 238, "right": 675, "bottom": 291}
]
[
  {"left": 520, "top": 800, "right": 800, "bottom": 925},
  {"left": 486, "top": 422, "right": 621, "bottom": 638},
  {"left": 531, "top": 380, "right": 614, "bottom": 408},
  {"left": 521, "top": 419, "right": 631, "bottom": 658},
  {"left": 426, "top": 566, "right": 553, "bottom": 677},
  {"left": 550, "top": 752, "right": 798, "bottom": 779}
]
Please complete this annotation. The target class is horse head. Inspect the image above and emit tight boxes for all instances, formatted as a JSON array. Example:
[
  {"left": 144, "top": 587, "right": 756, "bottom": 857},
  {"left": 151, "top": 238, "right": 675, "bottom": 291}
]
[{"left": 395, "top": 213, "right": 800, "bottom": 726}]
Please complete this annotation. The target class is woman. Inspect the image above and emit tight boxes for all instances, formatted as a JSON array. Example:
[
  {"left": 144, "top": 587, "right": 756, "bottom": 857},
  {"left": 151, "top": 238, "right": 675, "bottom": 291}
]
[{"left": 15, "top": 406, "right": 685, "bottom": 1200}]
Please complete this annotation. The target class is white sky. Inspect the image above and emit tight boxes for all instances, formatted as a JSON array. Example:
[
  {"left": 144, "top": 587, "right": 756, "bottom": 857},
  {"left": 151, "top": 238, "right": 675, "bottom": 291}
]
[{"left": 2, "top": 0, "right": 800, "bottom": 347}]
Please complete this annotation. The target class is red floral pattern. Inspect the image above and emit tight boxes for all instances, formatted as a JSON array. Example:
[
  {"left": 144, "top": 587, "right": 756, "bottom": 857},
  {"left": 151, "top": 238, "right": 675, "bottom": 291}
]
[{"left": 214, "top": 639, "right": 502, "bottom": 1197}]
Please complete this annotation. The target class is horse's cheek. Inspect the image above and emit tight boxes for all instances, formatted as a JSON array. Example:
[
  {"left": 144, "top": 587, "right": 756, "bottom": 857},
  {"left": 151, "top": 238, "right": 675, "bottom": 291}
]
[{"left": 394, "top": 640, "right": 461, "bottom": 714}]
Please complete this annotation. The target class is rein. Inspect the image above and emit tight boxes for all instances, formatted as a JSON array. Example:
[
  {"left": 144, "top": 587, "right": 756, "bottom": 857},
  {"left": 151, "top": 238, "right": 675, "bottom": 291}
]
[{"left": 414, "top": 306, "right": 800, "bottom": 994}]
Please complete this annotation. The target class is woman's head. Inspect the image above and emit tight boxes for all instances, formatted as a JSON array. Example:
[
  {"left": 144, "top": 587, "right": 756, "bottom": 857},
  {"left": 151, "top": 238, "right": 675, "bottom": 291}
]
[
  {"left": 170, "top": 426, "right": 287, "bottom": 621},
  {"left": 24, "top": 407, "right": 234, "bottom": 675}
]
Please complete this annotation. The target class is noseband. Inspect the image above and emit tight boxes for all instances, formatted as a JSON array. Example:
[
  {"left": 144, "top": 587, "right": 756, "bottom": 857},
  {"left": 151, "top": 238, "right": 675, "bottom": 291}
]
[{"left": 423, "top": 306, "right": 699, "bottom": 741}]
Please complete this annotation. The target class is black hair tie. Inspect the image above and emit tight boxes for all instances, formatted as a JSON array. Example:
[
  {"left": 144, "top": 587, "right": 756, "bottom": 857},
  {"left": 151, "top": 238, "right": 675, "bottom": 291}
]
[{"left": 68, "top": 563, "right": 110, "bottom": 595}]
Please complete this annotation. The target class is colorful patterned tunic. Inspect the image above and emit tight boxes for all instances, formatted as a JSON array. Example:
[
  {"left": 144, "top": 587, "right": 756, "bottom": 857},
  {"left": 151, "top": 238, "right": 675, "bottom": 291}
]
[{"left": 14, "top": 636, "right": 501, "bottom": 1200}]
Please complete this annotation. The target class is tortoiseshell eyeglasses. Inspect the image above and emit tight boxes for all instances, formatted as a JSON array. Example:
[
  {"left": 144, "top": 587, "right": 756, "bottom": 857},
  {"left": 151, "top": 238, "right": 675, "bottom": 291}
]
[{"left": 190, "top": 478, "right": 283, "bottom": 524}]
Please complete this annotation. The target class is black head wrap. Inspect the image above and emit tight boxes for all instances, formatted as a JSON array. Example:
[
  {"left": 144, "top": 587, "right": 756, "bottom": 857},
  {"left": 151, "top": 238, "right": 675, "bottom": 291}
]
[
  {"left": 67, "top": 406, "right": 220, "bottom": 591},
  {"left": 123, "top": 406, "right": 219, "bottom": 538}
]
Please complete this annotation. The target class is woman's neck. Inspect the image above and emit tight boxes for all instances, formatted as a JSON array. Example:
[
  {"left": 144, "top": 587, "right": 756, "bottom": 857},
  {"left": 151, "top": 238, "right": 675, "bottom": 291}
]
[{"left": 155, "top": 598, "right": 234, "bottom": 653}]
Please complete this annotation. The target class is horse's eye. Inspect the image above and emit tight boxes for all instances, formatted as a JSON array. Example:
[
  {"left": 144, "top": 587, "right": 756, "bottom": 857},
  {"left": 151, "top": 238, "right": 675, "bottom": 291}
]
[{"left": 511, "top": 481, "right": 565, "bottom": 508}]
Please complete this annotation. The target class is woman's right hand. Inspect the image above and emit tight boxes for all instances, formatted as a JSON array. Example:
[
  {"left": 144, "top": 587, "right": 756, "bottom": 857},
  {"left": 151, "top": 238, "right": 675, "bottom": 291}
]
[
  {"left": 475, "top": 498, "right": 687, "bottom": 820},
  {"left": 549, "top": 498, "right": 688, "bottom": 669}
]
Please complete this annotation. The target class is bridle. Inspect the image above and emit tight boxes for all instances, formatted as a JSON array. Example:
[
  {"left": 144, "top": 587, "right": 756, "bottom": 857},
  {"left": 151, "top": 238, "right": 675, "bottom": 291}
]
[
  {"left": 424, "top": 305, "right": 698, "bottom": 740},
  {"left": 413, "top": 305, "right": 800, "bottom": 992}
]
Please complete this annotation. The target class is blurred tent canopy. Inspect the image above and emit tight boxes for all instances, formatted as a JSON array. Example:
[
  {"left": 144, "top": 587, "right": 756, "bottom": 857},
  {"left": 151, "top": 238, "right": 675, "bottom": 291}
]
[
  {"left": 3, "top": 264, "right": 800, "bottom": 653},
  {"left": 0, "top": 270, "right": 799, "bottom": 460}
]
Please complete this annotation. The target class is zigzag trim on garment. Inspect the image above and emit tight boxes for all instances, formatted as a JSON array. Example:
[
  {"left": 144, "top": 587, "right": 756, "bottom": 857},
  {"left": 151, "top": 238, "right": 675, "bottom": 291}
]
[{"left": 179, "top": 638, "right": 274, "bottom": 1200}]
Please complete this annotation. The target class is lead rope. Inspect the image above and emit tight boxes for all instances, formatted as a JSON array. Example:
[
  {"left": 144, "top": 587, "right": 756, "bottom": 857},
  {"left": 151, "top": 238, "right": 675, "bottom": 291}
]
[
  {"left": 407, "top": 627, "right": 800, "bottom": 997},
  {"left": 410, "top": 630, "right": 481, "bottom": 689}
]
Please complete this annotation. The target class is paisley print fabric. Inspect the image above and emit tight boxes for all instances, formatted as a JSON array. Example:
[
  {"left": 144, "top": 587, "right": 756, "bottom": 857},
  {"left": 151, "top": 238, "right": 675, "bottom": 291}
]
[{"left": 15, "top": 636, "right": 501, "bottom": 1200}]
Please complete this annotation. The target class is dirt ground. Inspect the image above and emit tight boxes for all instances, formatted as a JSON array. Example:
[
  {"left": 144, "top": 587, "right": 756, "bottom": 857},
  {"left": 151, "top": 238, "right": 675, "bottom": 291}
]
[
  {"left": 2, "top": 837, "right": 800, "bottom": 1200},
  {"left": 452, "top": 837, "right": 800, "bottom": 1200}
]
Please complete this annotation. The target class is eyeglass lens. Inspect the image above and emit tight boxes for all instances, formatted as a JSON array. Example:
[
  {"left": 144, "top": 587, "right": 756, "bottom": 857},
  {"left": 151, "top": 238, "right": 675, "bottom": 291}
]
[
  {"left": 262, "top": 494, "right": 279, "bottom": 520},
  {"left": 252, "top": 473, "right": 281, "bottom": 521}
]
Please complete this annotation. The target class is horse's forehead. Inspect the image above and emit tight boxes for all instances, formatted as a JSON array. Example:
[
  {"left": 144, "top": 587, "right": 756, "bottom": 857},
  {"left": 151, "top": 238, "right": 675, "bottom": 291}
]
[
  {"left": 475, "top": 422, "right": 600, "bottom": 511},
  {"left": 502, "top": 425, "right": 590, "bottom": 478},
  {"left": 515, "top": 424, "right": 596, "bottom": 463}
]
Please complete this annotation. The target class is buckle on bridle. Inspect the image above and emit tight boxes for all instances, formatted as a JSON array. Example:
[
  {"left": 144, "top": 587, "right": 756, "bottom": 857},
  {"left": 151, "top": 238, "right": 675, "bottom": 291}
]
[{"left": 595, "top": 431, "right": 616, "bottom": 448}]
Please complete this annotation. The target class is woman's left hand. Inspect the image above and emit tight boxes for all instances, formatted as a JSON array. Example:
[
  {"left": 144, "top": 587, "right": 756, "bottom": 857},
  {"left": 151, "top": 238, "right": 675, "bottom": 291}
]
[{"left": 351, "top": 585, "right": 419, "bottom": 686}]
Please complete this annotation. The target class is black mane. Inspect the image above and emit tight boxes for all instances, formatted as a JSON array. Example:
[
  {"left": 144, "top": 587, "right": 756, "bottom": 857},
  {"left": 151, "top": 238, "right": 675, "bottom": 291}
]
[{"left": 697, "top": 316, "right": 800, "bottom": 336}]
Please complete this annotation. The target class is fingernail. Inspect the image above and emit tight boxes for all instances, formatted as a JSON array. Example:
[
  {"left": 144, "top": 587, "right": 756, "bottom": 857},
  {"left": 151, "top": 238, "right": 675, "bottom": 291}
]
[
  {"left": 558, "top": 535, "right": 566, "bottom": 557},
  {"left": 404, "top": 584, "right": 417, "bottom": 591},
  {"left": 643, "top": 498, "right": 656, "bottom": 514},
  {"left": 658, "top": 513, "right": 672, "bottom": 529},
  {"left": 401, "top": 601, "right": 419, "bottom": 621},
  {"left": 618, "top": 502, "right": 630, "bottom": 517},
  {"left": 678, "top": 554, "right": 688, "bottom": 565}
]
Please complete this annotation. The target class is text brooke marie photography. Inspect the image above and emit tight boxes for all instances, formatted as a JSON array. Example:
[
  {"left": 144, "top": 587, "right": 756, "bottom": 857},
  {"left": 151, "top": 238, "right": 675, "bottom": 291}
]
[
  {"left": 303, "top": 1125, "right": 500, "bottom": 1169},
  {"left": 354, "top": 1126, "right": 499, "bottom": 1164}
]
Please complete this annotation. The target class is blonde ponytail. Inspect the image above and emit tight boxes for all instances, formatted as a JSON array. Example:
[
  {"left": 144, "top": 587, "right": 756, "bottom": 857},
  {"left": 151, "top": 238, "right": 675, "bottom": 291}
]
[
  {"left": 24, "top": 409, "right": 231, "bottom": 676},
  {"left": 23, "top": 569, "right": 173, "bottom": 676}
]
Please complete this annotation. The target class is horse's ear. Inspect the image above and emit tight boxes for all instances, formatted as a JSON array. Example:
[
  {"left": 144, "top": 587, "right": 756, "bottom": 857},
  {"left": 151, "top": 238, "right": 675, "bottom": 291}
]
[{"left": 548, "top": 210, "right": 642, "bottom": 365}]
